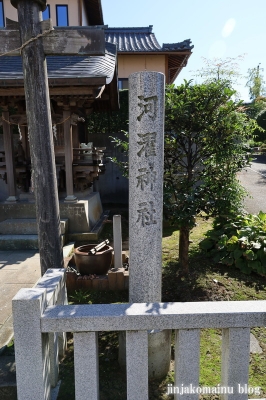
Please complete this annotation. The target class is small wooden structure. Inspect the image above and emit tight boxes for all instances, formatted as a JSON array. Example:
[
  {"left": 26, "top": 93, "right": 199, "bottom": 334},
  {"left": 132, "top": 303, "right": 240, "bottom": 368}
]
[
  {"left": 0, "top": 36, "right": 118, "bottom": 203},
  {"left": 0, "top": 1, "right": 118, "bottom": 250}
]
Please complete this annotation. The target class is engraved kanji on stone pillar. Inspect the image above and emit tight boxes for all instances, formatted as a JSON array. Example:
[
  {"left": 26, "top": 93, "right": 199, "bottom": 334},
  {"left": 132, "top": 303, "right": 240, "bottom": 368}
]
[{"left": 129, "top": 71, "right": 165, "bottom": 303}]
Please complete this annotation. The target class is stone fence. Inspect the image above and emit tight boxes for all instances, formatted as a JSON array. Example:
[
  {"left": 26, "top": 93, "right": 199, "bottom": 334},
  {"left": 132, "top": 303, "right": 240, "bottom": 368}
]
[{"left": 12, "top": 269, "right": 266, "bottom": 400}]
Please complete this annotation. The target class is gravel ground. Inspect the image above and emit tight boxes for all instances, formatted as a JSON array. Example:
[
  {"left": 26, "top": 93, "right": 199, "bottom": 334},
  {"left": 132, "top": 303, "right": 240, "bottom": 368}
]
[{"left": 238, "top": 154, "right": 266, "bottom": 214}]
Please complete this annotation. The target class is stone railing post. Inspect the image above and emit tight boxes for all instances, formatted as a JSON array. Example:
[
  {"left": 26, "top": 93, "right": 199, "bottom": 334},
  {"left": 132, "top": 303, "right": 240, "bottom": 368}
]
[
  {"left": 35, "top": 268, "right": 67, "bottom": 387},
  {"left": 12, "top": 288, "right": 50, "bottom": 400}
]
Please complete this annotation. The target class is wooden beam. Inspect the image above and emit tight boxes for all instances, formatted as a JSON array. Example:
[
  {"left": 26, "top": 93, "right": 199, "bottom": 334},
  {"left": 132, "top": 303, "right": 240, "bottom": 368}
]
[
  {"left": 0, "top": 85, "right": 101, "bottom": 97},
  {"left": 0, "top": 23, "right": 105, "bottom": 56},
  {"left": 0, "top": 77, "right": 106, "bottom": 88}
]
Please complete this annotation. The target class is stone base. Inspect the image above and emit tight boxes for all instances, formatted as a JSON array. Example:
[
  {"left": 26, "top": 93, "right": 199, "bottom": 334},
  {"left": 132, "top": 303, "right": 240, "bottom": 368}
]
[
  {"left": 66, "top": 267, "right": 129, "bottom": 292},
  {"left": 66, "top": 253, "right": 129, "bottom": 292},
  {"left": 0, "top": 192, "right": 103, "bottom": 234}
]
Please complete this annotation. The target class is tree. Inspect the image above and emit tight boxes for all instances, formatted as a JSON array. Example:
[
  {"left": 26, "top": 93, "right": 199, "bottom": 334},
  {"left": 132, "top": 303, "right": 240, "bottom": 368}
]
[
  {"left": 86, "top": 90, "right": 129, "bottom": 135},
  {"left": 246, "top": 64, "right": 266, "bottom": 101},
  {"left": 164, "top": 80, "right": 256, "bottom": 273},
  {"left": 244, "top": 65, "right": 266, "bottom": 141},
  {"left": 195, "top": 55, "right": 245, "bottom": 85},
  {"left": 109, "top": 80, "right": 257, "bottom": 274}
]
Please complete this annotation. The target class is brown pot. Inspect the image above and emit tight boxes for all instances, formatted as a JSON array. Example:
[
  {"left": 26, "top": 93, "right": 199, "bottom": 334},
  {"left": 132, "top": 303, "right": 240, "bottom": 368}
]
[{"left": 74, "top": 244, "right": 113, "bottom": 275}]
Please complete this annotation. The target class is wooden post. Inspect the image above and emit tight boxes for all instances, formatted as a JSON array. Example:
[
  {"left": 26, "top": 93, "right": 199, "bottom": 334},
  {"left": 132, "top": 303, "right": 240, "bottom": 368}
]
[
  {"left": 20, "top": 125, "right": 28, "bottom": 161},
  {"left": 63, "top": 108, "right": 77, "bottom": 203},
  {"left": 2, "top": 108, "right": 18, "bottom": 202},
  {"left": 13, "top": 0, "right": 63, "bottom": 273}
]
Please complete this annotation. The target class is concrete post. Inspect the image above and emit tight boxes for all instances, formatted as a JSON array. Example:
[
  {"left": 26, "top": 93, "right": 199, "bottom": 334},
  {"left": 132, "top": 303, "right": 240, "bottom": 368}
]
[
  {"left": 126, "top": 330, "right": 148, "bottom": 400},
  {"left": 174, "top": 329, "right": 200, "bottom": 400},
  {"left": 221, "top": 328, "right": 250, "bottom": 400},
  {"left": 74, "top": 332, "right": 99, "bottom": 400},
  {"left": 113, "top": 214, "right": 123, "bottom": 269},
  {"left": 12, "top": 288, "right": 50, "bottom": 400}
]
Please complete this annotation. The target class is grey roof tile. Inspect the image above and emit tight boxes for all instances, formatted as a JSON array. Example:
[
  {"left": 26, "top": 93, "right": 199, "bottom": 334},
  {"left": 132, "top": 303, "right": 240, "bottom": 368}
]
[
  {"left": 0, "top": 42, "right": 117, "bottom": 84},
  {"left": 105, "top": 26, "right": 193, "bottom": 53}
]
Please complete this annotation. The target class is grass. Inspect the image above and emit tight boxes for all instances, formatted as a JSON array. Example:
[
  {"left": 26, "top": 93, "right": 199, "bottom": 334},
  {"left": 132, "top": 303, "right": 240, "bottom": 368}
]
[{"left": 57, "top": 210, "right": 266, "bottom": 399}]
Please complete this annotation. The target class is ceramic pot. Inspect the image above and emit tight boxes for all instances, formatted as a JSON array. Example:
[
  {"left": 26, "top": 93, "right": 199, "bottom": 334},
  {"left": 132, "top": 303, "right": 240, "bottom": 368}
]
[{"left": 74, "top": 244, "right": 113, "bottom": 275}]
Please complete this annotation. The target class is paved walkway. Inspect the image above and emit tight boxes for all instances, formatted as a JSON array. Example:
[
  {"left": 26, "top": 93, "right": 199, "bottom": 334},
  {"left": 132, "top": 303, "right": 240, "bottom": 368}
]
[
  {"left": 0, "top": 244, "right": 73, "bottom": 352},
  {"left": 238, "top": 154, "right": 266, "bottom": 214},
  {"left": 0, "top": 250, "right": 41, "bottom": 351}
]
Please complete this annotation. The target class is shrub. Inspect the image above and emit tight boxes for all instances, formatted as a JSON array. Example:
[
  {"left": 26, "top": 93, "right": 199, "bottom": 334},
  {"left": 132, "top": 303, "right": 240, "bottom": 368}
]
[{"left": 199, "top": 212, "right": 266, "bottom": 275}]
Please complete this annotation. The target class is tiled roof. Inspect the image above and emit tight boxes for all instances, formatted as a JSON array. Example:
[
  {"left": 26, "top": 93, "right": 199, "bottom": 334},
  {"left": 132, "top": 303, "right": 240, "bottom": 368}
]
[
  {"left": 105, "top": 26, "right": 193, "bottom": 53},
  {"left": 0, "top": 42, "right": 117, "bottom": 85}
]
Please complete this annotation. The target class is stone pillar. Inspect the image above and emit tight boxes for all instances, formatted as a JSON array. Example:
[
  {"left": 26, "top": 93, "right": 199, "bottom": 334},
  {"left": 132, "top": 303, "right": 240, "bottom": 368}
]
[
  {"left": 129, "top": 71, "right": 164, "bottom": 303},
  {"left": 127, "top": 71, "right": 171, "bottom": 379},
  {"left": 2, "top": 108, "right": 18, "bottom": 202},
  {"left": 63, "top": 108, "right": 77, "bottom": 203},
  {"left": 113, "top": 215, "right": 123, "bottom": 269}
]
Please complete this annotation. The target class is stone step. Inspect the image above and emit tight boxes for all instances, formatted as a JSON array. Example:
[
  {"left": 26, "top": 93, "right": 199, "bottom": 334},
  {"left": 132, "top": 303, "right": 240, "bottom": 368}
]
[
  {"left": 0, "top": 234, "right": 66, "bottom": 250},
  {"left": 0, "top": 218, "right": 68, "bottom": 235}
]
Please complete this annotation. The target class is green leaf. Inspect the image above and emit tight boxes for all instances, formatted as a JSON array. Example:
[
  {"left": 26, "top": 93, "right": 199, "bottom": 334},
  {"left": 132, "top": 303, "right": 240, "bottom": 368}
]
[
  {"left": 227, "top": 236, "right": 238, "bottom": 244},
  {"left": 247, "top": 260, "right": 261, "bottom": 271},
  {"left": 233, "top": 249, "right": 243, "bottom": 260},
  {"left": 235, "top": 258, "right": 247, "bottom": 271},
  {"left": 222, "top": 256, "right": 234, "bottom": 266},
  {"left": 243, "top": 249, "right": 257, "bottom": 260},
  {"left": 217, "top": 235, "right": 228, "bottom": 249},
  {"left": 258, "top": 211, "right": 266, "bottom": 221},
  {"left": 199, "top": 238, "right": 214, "bottom": 250},
  {"left": 257, "top": 248, "right": 266, "bottom": 266}
]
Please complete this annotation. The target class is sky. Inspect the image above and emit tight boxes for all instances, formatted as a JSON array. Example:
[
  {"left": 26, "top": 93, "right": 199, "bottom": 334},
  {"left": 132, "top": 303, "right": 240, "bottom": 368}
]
[{"left": 101, "top": 0, "right": 266, "bottom": 102}]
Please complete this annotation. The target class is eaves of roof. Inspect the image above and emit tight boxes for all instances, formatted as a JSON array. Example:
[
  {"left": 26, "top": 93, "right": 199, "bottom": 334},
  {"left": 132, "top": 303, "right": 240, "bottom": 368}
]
[
  {"left": 83, "top": 0, "right": 104, "bottom": 26},
  {"left": 0, "top": 42, "right": 117, "bottom": 87},
  {"left": 105, "top": 26, "right": 194, "bottom": 54},
  {"left": 0, "top": 42, "right": 119, "bottom": 111}
]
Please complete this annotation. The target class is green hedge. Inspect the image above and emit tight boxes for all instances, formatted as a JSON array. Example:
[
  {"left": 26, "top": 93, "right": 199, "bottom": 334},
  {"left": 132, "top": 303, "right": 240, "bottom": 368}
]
[{"left": 200, "top": 212, "right": 266, "bottom": 275}]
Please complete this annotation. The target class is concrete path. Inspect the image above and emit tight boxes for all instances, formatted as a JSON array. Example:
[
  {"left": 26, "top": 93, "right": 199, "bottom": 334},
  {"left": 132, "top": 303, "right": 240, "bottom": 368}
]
[
  {"left": 0, "top": 243, "right": 74, "bottom": 352},
  {"left": 238, "top": 154, "right": 266, "bottom": 214},
  {"left": 0, "top": 250, "right": 41, "bottom": 351}
]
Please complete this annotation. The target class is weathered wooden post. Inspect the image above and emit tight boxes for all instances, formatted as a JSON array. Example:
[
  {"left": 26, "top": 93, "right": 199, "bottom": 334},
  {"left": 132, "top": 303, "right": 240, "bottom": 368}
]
[
  {"left": 10, "top": 0, "right": 62, "bottom": 274},
  {"left": 2, "top": 106, "right": 18, "bottom": 202},
  {"left": 2, "top": 0, "right": 105, "bottom": 274}
]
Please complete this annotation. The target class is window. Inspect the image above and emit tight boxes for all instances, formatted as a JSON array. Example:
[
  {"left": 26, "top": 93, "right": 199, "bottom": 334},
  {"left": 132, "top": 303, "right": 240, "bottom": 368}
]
[
  {"left": 42, "top": 4, "right": 50, "bottom": 20},
  {"left": 0, "top": 1, "right": 5, "bottom": 28},
  {"left": 118, "top": 79, "right": 129, "bottom": 90},
  {"left": 56, "top": 5, "right": 68, "bottom": 26}
]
